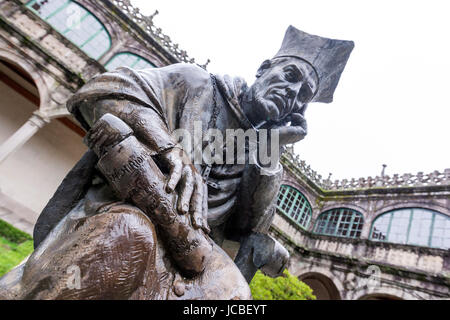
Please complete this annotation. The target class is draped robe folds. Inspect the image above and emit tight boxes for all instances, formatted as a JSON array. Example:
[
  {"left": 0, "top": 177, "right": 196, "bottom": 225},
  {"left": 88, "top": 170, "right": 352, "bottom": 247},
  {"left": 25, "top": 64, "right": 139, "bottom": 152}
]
[
  {"left": 70, "top": 63, "right": 246, "bottom": 239},
  {"left": 0, "top": 63, "right": 284, "bottom": 300},
  {"left": 66, "top": 62, "right": 282, "bottom": 245}
]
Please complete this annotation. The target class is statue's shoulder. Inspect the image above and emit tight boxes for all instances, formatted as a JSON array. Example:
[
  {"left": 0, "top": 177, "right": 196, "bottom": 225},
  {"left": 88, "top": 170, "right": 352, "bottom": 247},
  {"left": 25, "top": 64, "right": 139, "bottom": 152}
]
[{"left": 157, "top": 63, "right": 211, "bottom": 90}]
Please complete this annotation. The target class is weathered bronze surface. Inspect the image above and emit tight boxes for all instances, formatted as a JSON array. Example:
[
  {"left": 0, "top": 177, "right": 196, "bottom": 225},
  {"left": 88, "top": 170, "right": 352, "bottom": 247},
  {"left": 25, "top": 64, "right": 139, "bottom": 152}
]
[
  {"left": 88, "top": 114, "right": 212, "bottom": 277},
  {"left": 0, "top": 26, "right": 353, "bottom": 300}
]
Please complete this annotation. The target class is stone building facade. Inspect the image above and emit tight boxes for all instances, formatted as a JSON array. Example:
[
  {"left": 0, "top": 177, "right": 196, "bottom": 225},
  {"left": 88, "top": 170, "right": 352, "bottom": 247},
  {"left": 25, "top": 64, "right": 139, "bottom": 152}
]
[
  {"left": 0, "top": 0, "right": 448, "bottom": 300},
  {"left": 271, "top": 151, "right": 450, "bottom": 299},
  {"left": 0, "top": 0, "right": 204, "bottom": 233}
]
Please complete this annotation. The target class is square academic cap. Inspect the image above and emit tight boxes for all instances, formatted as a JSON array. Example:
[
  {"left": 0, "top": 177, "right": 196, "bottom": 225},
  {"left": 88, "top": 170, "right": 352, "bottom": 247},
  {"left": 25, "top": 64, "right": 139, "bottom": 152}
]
[{"left": 274, "top": 25, "right": 354, "bottom": 103}]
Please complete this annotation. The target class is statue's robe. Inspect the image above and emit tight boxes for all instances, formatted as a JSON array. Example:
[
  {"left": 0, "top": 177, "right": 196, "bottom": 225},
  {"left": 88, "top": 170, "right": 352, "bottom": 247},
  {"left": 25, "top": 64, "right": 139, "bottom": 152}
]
[
  {"left": 0, "top": 63, "right": 283, "bottom": 300},
  {"left": 37, "top": 63, "right": 283, "bottom": 249}
]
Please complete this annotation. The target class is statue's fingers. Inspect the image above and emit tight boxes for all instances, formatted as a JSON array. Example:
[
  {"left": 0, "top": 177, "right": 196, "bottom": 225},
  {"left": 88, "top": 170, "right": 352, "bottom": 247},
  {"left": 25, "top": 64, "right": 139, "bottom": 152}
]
[
  {"left": 166, "top": 156, "right": 182, "bottom": 193},
  {"left": 278, "top": 126, "right": 307, "bottom": 145},
  {"left": 177, "top": 166, "right": 194, "bottom": 214},
  {"left": 190, "top": 173, "right": 205, "bottom": 230},
  {"left": 201, "top": 183, "right": 210, "bottom": 234},
  {"left": 201, "top": 215, "right": 210, "bottom": 234},
  {"left": 290, "top": 113, "right": 307, "bottom": 130},
  {"left": 278, "top": 113, "right": 307, "bottom": 145}
]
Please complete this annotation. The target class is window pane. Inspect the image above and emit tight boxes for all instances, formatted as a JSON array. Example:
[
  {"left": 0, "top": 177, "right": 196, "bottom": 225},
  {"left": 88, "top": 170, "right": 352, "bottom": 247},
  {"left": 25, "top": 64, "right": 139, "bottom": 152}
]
[
  {"left": 371, "top": 213, "right": 390, "bottom": 241},
  {"left": 388, "top": 210, "right": 409, "bottom": 244},
  {"left": 29, "top": 0, "right": 68, "bottom": 17},
  {"left": 46, "top": 2, "right": 75, "bottom": 31},
  {"left": 371, "top": 208, "right": 449, "bottom": 250},
  {"left": 314, "top": 208, "right": 363, "bottom": 238},
  {"left": 65, "top": 14, "right": 100, "bottom": 46},
  {"left": 408, "top": 209, "right": 432, "bottom": 246},
  {"left": 105, "top": 53, "right": 155, "bottom": 71},
  {"left": 134, "top": 59, "right": 155, "bottom": 70},
  {"left": 431, "top": 213, "right": 450, "bottom": 249},
  {"left": 27, "top": 0, "right": 111, "bottom": 59},
  {"left": 315, "top": 216, "right": 327, "bottom": 234},
  {"left": 276, "top": 185, "right": 312, "bottom": 230}
]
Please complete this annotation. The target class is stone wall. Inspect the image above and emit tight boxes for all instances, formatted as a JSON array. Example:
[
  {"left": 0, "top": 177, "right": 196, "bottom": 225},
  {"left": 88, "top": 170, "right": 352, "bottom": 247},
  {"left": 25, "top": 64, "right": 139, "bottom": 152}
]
[
  {"left": 272, "top": 153, "right": 450, "bottom": 300},
  {"left": 0, "top": 0, "right": 191, "bottom": 227}
]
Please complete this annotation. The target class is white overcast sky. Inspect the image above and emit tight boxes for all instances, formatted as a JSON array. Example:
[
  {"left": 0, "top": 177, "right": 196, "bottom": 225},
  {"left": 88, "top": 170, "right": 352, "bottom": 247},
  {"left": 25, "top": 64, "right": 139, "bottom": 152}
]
[{"left": 132, "top": 0, "right": 449, "bottom": 180}]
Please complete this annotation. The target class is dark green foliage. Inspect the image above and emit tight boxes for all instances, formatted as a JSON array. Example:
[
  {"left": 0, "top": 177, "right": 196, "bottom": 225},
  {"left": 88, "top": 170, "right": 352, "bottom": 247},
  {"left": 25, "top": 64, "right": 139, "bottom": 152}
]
[{"left": 249, "top": 269, "right": 316, "bottom": 300}]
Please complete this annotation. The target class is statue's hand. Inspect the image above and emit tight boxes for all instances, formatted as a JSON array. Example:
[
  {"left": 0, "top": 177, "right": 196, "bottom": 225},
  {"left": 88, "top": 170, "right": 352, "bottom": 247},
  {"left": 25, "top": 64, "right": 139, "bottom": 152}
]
[
  {"left": 160, "top": 147, "right": 210, "bottom": 234},
  {"left": 86, "top": 101, "right": 210, "bottom": 233},
  {"left": 278, "top": 113, "right": 307, "bottom": 145}
]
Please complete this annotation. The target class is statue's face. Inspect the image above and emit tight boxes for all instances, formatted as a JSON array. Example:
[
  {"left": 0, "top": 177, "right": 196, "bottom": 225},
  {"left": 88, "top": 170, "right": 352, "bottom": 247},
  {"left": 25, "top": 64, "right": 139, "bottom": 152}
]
[{"left": 244, "top": 57, "right": 318, "bottom": 126}]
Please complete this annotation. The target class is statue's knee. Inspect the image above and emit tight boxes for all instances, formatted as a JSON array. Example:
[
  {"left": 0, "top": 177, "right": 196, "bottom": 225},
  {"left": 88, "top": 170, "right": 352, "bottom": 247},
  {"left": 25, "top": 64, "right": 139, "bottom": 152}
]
[
  {"left": 63, "top": 205, "right": 158, "bottom": 299},
  {"left": 97, "top": 204, "right": 157, "bottom": 250}
]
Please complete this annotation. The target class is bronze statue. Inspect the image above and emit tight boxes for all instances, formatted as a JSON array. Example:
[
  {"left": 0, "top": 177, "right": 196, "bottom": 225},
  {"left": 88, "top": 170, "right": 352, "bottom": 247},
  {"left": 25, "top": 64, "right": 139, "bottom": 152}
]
[{"left": 0, "top": 26, "right": 354, "bottom": 299}]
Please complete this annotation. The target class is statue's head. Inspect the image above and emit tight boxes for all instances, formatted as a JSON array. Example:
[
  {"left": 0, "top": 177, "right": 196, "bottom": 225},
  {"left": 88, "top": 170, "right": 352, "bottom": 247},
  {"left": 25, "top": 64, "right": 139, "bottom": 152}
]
[
  {"left": 243, "top": 57, "right": 318, "bottom": 126},
  {"left": 242, "top": 26, "right": 354, "bottom": 144}
]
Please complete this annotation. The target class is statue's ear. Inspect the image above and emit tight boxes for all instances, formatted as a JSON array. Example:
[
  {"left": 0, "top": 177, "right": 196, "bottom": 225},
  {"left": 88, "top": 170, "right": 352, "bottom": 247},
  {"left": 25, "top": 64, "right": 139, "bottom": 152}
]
[{"left": 256, "top": 59, "right": 271, "bottom": 78}]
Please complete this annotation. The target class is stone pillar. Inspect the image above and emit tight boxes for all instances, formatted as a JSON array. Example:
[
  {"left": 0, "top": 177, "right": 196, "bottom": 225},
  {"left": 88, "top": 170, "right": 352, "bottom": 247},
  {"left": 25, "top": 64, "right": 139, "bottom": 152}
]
[
  {"left": 360, "top": 201, "right": 374, "bottom": 239},
  {"left": 0, "top": 111, "right": 50, "bottom": 164}
]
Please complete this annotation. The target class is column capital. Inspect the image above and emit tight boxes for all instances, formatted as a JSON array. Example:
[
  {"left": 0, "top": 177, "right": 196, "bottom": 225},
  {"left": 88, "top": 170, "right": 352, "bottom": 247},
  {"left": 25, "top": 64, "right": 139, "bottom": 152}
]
[
  {"left": 29, "top": 111, "right": 51, "bottom": 128},
  {"left": 0, "top": 112, "right": 51, "bottom": 164}
]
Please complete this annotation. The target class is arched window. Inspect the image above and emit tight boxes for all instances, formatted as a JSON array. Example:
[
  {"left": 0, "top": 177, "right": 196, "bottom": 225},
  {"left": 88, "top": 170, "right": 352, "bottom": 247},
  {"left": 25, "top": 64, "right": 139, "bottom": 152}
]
[
  {"left": 370, "top": 208, "right": 450, "bottom": 249},
  {"left": 276, "top": 185, "right": 312, "bottom": 230},
  {"left": 314, "top": 208, "right": 364, "bottom": 238},
  {"left": 105, "top": 52, "right": 156, "bottom": 71},
  {"left": 27, "top": 0, "right": 111, "bottom": 59}
]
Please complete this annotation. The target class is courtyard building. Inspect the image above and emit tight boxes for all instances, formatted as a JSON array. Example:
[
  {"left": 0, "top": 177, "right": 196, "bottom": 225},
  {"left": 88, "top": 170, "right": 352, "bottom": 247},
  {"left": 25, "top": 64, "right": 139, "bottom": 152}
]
[{"left": 0, "top": 0, "right": 448, "bottom": 300}]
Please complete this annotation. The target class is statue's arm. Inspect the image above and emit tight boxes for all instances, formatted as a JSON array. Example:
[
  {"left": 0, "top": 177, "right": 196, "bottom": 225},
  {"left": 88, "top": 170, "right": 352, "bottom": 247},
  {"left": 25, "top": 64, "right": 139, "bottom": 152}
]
[
  {"left": 78, "top": 99, "right": 177, "bottom": 154},
  {"left": 230, "top": 162, "right": 290, "bottom": 282},
  {"left": 73, "top": 99, "right": 209, "bottom": 232},
  {"left": 234, "top": 162, "right": 283, "bottom": 235}
]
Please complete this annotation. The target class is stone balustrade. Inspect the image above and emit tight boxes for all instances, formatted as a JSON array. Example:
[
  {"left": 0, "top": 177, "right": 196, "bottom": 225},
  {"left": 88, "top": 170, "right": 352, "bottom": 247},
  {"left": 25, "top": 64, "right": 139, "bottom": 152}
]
[
  {"left": 111, "top": 0, "right": 210, "bottom": 68},
  {"left": 282, "top": 151, "right": 450, "bottom": 191}
]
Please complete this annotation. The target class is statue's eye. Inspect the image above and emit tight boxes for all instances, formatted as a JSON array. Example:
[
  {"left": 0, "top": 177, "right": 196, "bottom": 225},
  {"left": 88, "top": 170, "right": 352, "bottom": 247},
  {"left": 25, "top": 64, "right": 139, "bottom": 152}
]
[
  {"left": 284, "top": 67, "right": 302, "bottom": 83},
  {"left": 285, "top": 70, "right": 297, "bottom": 82}
]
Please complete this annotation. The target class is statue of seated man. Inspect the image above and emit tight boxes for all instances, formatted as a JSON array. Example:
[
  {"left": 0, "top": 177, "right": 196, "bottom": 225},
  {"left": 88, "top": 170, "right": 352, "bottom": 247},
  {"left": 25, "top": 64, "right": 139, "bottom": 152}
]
[{"left": 0, "top": 26, "right": 353, "bottom": 300}]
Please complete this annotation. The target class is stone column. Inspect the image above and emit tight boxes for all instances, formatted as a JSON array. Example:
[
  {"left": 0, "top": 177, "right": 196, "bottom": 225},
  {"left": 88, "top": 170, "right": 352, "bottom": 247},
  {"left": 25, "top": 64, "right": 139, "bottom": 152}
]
[
  {"left": 0, "top": 111, "right": 50, "bottom": 164},
  {"left": 360, "top": 201, "right": 374, "bottom": 239}
]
